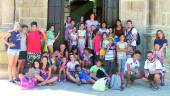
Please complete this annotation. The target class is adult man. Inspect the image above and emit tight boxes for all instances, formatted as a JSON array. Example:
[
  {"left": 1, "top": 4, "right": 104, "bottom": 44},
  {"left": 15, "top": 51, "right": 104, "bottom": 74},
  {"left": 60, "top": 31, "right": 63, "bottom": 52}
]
[{"left": 144, "top": 51, "right": 162, "bottom": 90}]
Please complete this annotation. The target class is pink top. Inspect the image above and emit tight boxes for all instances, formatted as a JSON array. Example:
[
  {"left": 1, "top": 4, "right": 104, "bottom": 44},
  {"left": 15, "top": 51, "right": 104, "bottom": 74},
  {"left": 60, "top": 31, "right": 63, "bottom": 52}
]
[
  {"left": 93, "top": 35, "right": 102, "bottom": 53},
  {"left": 154, "top": 50, "right": 164, "bottom": 61},
  {"left": 27, "top": 31, "right": 43, "bottom": 53}
]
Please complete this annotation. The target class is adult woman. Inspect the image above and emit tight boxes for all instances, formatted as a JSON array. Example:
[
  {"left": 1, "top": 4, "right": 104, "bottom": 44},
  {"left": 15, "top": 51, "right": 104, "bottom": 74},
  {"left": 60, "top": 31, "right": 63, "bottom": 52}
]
[
  {"left": 3, "top": 22, "right": 21, "bottom": 83},
  {"left": 154, "top": 30, "right": 168, "bottom": 61},
  {"left": 113, "top": 19, "right": 124, "bottom": 37},
  {"left": 85, "top": 13, "right": 99, "bottom": 33},
  {"left": 66, "top": 53, "right": 80, "bottom": 84}
]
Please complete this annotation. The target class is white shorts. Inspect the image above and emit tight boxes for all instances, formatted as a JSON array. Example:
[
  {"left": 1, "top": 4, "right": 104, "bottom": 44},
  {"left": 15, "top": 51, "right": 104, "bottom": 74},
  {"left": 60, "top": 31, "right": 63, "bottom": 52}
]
[
  {"left": 7, "top": 48, "right": 20, "bottom": 55},
  {"left": 47, "top": 40, "right": 55, "bottom": 46}
]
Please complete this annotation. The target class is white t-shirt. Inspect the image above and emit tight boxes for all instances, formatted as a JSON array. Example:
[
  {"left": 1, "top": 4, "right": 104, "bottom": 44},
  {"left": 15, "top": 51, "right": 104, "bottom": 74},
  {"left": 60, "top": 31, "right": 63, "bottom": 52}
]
[
  {"left": 99, "top": 28, "right": 109, "bottom": 35},
  {"left": 144, "top": 59, "right": 162, "bottom": 74},
  {"left": 66, "top": 61, "right": 79, "bottom": 72},
  {"left": 78, "top": 30, "right": 86, "bottom": 37},
  {"left": 117, "top": 41, "right": 127, "bottom": 59},
  {"left": 131, "top": 28, "right": 138, "bottom": 46},
  {"left": 124, "top": 58, "right": 140, "bottom": 72}
]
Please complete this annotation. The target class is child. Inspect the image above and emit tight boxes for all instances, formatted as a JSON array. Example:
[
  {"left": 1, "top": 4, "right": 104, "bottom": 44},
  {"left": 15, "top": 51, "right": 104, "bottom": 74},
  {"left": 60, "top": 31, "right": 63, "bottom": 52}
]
[
  {"left": 77, "top": 23, "right": 86, "bottom": 58},
  {"left": 153, "top": 43, "right": 166, "bottom": 64},
  {"left": 93, "top": 29, "right": 102, "bottom": 58},
  {"left": 69, "top": 27, "right": 78, "bottom": 50},
  {"left": 117, "top": 35, "right": 127, "bottom": 74},
  {"left": 104, "top": 37, "right": 116, "bottom": 75},
  {"left": 153, "top": 43, "right": 166, "bottom": 86},
  {"left": 27, "top": 21, "right": 46, "bottom": 66},
  {"left": 18, "top": 60, "right": 41, "bottom": 88},
  {"left": 58, "top": 57, "right": 67, "bottom": 81},
  {"left": 87, "top": 25, "right": 96, "bottom": 50},
  {"left": 64, "top": 16, "right": 71, "bottom": 42},
  {"left": 3, "top": 22, "right": 21, "bottom": 83},
  {"left": 99, "top": 21, "right": 109, "bottom": 35},
  {"left": 90, "top": 59, "right": 109, "bottom": 80},
  {"left": 39, "top": 56, "right": 58, "bottom": 86},
  {"left": 46, "top": 24, "right": 60, "bottom": 56},
  {"left": 75, "top": 65, "right": 95, "bottom": 84},
  {"left": 71, "top": 45, "right": 80, "bottom": 61},
  {"left": 100, "top": 32, "right": 109, "bottom": 60},
  {"left": 18, "top": 24, "right": 28, "bottom": 74},
  {"left": 81, "top": 48, "right": 93, "bottom": 69}
]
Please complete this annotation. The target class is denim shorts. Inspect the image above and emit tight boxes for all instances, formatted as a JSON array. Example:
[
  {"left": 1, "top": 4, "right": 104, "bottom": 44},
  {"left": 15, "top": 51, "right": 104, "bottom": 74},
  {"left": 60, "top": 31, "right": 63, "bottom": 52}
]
[
  {"left": 47, "top": 40, "right": 55, "bottom": 46},
  {"left": 7, "top": 48, "right": 20, "bottom": 55}
]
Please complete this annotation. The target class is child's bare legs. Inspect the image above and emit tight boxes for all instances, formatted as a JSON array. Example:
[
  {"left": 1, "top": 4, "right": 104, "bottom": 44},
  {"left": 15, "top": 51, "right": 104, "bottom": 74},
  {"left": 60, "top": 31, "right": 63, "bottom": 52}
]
[
  {"left": 63, "top": 69, "right": 67, "bottom": 81},
  {"left": 46, "top": 76, "right": 58, "bottom": 84},
  {"left": 81, "top": 79, "right": 87, "bottom": 84},
  {"left": 58, "top": 68, "right": 63, "bottom": 81},
  {"left": 47, "top": 45, "right": 54, "bottom": 57},
  {"left": 34, "top": 74, "right": 45, "bottom": 82},
  {"left": 51, "top": 65, "right": 57, "bottom": 74},
  {"left": 66, "top": 72, "right": 80, "bottom": 83},
  {"left": 8, "top": 55, "right": 14, "bottom": 81},
  {"left": 88, "top": 79, "right": 95, "bottom": 84},
  {"left": 17, "top": 60, "right": 25, "bottom": 74},
  {"left": 18, "top": 73, "right": 24, "bottom": 80},
  {"left": 12, "top": 55, "right": 19, "bottom": 80}
]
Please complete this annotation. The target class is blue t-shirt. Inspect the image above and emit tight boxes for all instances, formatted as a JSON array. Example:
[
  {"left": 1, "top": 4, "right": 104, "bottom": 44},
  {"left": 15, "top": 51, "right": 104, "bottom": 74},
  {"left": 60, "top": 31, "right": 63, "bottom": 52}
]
[
  {"left": 154, "top": 39, "right": 168, "bottom": 47},
  {"left": 9, "top": 31, "right": 21, "bottom": 49}
]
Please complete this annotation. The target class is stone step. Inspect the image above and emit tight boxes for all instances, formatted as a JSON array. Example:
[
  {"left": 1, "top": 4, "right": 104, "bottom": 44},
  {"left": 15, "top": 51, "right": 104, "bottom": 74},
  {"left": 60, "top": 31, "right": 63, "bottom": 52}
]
[{"left": 0, "top": 64, "right": 8, "bottom": 79}]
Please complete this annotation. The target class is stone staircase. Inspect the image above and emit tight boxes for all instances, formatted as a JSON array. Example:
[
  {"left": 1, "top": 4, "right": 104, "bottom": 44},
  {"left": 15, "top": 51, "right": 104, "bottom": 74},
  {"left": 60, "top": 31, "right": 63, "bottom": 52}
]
[
  {"left": 0, "top": 32, "right": 8, "bottom": 79},
  {"left": 0, "top": 64, "right": 8, "bottom": 79}
]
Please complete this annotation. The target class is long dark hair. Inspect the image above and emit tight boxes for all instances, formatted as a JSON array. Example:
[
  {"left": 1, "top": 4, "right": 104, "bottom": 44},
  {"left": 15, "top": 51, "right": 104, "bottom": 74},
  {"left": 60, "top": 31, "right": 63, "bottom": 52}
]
[
  {"left": 40, "top": 56, "right": 50, "bottom": 71},
  {"left": 113, "top": 19, "right": 123, "bottom": 28},
  {"left": 155, "top": 30, "right": 165, "bottom": 39},
  {"left": 31, "top": 59, "right": 41, "bottom": 69}
]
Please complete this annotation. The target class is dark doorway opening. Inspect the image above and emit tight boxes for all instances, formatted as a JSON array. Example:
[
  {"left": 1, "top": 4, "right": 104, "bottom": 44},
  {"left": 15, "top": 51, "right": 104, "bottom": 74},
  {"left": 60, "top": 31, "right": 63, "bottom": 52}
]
[{"left": 70, "top": 0, "right": 94, "bottom": 23}]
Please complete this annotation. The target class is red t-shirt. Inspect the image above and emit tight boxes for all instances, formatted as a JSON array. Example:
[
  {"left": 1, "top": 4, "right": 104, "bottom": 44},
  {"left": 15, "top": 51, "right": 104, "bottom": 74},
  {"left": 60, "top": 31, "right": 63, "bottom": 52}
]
[{"left": 27, "top": 31, "right": 43, "bottom": 53}]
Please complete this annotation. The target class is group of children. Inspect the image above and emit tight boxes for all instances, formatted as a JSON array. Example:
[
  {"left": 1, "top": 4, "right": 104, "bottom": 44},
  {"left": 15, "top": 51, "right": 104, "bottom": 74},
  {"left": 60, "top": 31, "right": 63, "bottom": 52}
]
[{"left": 2, "top": 13, "right": 168, "bottom": 90}]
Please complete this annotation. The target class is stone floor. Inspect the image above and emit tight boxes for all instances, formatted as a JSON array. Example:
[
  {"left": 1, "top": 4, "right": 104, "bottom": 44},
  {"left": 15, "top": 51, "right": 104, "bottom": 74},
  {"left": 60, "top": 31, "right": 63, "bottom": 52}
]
[
  {"left": 0, "top": 64, "right": 170, "bottom": 96},
  {"left": 0, "top": 78, "right": 170, "bottom": 96}
]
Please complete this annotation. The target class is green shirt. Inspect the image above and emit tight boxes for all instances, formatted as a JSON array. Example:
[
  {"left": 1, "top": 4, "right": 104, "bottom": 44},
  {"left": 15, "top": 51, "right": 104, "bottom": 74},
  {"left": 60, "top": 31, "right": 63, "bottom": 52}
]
[
  {"left": 90, "top": 65, "right": 105, "bottom": 76},
  {"left": 47, "top": 30, "right": 55, "bottom": 41}
]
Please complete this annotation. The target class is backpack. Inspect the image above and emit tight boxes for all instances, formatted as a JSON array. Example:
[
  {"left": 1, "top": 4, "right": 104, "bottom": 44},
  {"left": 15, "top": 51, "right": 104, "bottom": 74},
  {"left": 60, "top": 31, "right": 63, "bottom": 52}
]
[
  {"left": 110, "top": 74, "right": 121, "bottom": 90},
  {"left": 92, "top": 77, "right": 109, "bottom": 91},
  {"left": 20, "top": 77, "right": 36, "bottom": 89},
  {"left": 96, "top": 69, "right": 106, "bottom": 78},
  {"left": 126, "top": 27, "right": 141, "bottom": 45}
]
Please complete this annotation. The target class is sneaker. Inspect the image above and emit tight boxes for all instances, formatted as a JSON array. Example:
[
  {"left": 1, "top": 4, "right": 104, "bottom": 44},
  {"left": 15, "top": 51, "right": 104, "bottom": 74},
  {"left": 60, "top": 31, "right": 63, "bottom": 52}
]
[
  {"left": 152, "top": 84, "right": 160, "bottom": 91},
  {"left": 160, "top": 82, "right": 165, "bottom": 86},
  {"left": 76, "top": 81, "right": 81, "bottom": 86},
  {"left": 12, "top": 79, "right": 19, "bottom": 84}
]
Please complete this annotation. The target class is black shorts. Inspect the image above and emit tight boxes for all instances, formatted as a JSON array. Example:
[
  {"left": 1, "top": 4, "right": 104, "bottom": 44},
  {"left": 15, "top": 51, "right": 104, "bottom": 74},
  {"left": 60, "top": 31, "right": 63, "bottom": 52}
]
[
  {"left": 19, "top": 51, "right": 27, "bottom": 60},
  {"left": 147, "top": 73, "right": 161, "bottom": 81}
]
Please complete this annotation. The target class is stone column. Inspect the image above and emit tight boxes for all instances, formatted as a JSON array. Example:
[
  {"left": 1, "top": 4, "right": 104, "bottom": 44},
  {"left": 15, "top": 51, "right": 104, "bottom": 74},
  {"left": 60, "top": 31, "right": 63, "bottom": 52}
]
[
  {"left": 103, "top": 0, "right": 119, "bottom": 26},
  {"left": 119, "top": 0, "right": 150, "bottom": 64},
  {"left": 0, "top": 0, "right": 14, "bottom": 31}
]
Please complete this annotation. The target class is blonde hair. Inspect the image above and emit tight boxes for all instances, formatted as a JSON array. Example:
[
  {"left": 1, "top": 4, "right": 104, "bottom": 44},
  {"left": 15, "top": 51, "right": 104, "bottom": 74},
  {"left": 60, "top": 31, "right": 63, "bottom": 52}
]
[{"left": 13, "top": 22, "right": 21, "bottom": 31}]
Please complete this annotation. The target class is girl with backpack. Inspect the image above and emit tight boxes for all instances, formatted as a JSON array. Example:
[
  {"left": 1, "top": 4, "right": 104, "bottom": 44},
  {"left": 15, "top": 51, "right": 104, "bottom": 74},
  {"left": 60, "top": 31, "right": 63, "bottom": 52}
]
[{"left": 18, "top": 59, "right": 41, "bottom": 88}]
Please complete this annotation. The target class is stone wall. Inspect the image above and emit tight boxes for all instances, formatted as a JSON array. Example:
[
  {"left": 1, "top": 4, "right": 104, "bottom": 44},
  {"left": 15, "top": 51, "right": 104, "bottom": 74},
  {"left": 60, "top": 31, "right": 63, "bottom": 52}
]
[
  {"left": 119, "top": 0, "right": 170, "bottom": 64},
  {"left": 16, "top": 0, "right": 48, "bottom": 28}
]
